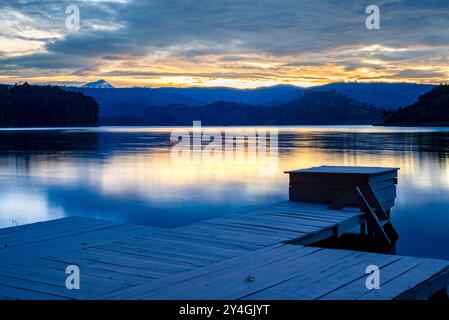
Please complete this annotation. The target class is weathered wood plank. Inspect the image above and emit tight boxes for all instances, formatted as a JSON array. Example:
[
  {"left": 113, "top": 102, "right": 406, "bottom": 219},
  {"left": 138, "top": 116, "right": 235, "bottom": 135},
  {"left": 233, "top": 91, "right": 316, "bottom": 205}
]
[
  {"left": 201, "top": 218, "right": 321, "bottom": 235},
  {"left": 106, "top": 244, "right": 314, "bottom": 299},
  {"left": 108, "top": 238, "right": 449, "bottom": 301},
  {"left": 395, "top": 268, "right": 449, "bottom": 300},
  {"left": 318, "top": 256, "right": 420, "bottom": 300},
  {"left": 361, "top": 259, "right": 449, "bottom": 300},
  {"left": 212, "top": 212, "right": 333, "bottom": 229},
  {"left": 0, "top": 223, "right": 160, "bottom": 264},
  {"left": 274, "top": 201, "right": 361, "bottom": 217},
  {"left": 42, "top": 253, "right": 166, "bottom": 280},
  {"left": 27, "top": 257, "right": 151, "bottom": 286},
  {"left": 95, "top": 238, "right": 240, "bottom": 262},
  {"left": 0, "top": 264, "right": 130, "bottom": 300},
  {"left": 0, "top": 284, "right": 67, "bottom": 300},
  {"left": 0, "top": 216, "right": 109, "bottom": 236},
  {"left": 138, "top": 230, "right": 262, "bottom": 252},
  {"left": 245, "top": 250, "right": 375, "bottom": 299}
]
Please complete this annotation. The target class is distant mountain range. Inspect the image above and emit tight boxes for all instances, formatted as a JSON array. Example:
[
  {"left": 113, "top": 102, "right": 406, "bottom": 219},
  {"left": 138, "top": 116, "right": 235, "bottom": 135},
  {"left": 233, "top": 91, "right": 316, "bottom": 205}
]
[
  {"left": 68, "top": 82, "right": 434, "bottom": 120},
  {"left": 0, "top": 80, "right": 438, "bottom": 126},
  {"left": 101, "top": 91, "right": 383, "bottom": 126},
  {"left": 70, "top": 86, "right": 204, "bottom": 118},
  {"left": 309, "top": 83, "right": 434, "bottom": 109},
  {"left": 383, "top": 85, "right": 449, "bottom": 126}
]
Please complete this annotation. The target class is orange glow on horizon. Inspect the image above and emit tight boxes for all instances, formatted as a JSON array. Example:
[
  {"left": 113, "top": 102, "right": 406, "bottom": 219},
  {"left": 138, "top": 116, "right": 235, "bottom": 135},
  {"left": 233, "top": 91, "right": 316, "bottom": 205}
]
[{"left": 1, "top": 46, "right": 448, "bottom": 88}]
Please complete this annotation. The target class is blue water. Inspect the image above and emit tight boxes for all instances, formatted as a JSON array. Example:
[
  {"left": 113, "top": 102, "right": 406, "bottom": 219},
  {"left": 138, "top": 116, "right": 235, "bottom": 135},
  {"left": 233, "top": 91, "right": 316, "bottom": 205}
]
[{"left": 1, "top": 125, "right": 449, "bottom": 260}]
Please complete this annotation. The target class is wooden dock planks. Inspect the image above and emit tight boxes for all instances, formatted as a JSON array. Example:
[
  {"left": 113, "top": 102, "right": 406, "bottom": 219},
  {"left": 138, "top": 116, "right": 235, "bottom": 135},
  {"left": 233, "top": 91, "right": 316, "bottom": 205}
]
[
  {"left": 0, "top": 217, "right": 160, "bottom": 264},
  {"left": 0, "top": 198, "right": 448, "bottom": 300},
  {"left": 0, "top": 201, "right": 368, "bottom": 299},
  {"left": 109, "top": 244, "right": 449, "bottom": 300}
]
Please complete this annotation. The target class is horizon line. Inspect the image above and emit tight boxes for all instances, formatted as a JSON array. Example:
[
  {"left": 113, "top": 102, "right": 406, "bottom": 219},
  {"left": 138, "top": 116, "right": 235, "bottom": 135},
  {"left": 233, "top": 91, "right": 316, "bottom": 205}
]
[{"left": 0, "top": 80, "right": 442, "bottom": 90}]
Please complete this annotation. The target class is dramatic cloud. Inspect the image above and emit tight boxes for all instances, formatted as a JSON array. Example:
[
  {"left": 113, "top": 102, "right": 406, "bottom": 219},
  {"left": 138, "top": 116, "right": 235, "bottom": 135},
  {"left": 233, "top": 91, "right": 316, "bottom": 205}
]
[{"left": 1, "top": 0, "right": 449, "bottom": 87}]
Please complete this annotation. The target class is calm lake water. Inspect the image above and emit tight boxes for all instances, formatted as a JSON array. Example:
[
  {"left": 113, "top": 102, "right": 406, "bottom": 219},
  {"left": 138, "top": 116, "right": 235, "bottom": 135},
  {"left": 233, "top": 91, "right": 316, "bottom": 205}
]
[{"left": 1, "top": 126, "right": 449, "bottom": 260}]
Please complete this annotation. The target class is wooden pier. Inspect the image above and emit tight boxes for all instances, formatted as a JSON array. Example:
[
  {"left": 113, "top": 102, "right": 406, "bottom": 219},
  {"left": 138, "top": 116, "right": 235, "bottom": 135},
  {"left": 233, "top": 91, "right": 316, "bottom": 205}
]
[{"left": 0, "top": 166, "right": 448, "bottom": 300}]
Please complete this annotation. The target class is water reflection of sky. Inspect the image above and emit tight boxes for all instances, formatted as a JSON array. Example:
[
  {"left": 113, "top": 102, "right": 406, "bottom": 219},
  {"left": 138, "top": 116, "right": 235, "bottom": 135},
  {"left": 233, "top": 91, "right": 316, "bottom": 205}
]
[{"left": 1, "top": 126, "right": 449, "bottom": 260}]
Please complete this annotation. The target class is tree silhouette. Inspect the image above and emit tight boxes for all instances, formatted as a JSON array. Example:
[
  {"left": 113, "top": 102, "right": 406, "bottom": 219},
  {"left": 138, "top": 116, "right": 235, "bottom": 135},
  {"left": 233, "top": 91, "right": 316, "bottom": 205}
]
[{"left": 0, "top": 84, "right": 99, "bottom": 127}]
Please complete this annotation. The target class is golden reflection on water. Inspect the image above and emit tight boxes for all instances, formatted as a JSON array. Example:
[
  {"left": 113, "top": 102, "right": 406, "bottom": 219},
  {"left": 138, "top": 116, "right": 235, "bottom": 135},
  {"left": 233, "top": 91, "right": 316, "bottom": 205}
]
[
  {"left": 3, "top": 126, "right": 449, "bottom": 197},
  {"left": 2, "top": 126, "right": 449, "bottom": 258},
  {"left": 2, "top": 126, "right": 449, "bottom": 225}
]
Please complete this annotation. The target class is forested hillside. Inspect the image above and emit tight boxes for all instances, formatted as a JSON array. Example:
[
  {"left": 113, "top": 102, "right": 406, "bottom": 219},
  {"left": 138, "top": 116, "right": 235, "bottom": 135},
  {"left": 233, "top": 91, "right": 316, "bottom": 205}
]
[{"left": 0, "top": 83, "right": 99, "bottom": 127}]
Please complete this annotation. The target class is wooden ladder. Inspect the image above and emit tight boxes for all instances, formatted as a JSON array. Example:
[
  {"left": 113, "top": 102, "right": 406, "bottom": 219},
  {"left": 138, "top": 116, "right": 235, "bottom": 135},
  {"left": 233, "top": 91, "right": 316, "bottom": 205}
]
[{"left": 328, "top": 183, "right": 398, "bottom": 248}]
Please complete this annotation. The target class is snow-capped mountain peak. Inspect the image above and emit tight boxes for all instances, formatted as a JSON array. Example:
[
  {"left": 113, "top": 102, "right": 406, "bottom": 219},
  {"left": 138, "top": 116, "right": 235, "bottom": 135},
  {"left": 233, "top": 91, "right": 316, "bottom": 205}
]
[{"left": 82, "top": 79, "right": 115, "bottom": 89}]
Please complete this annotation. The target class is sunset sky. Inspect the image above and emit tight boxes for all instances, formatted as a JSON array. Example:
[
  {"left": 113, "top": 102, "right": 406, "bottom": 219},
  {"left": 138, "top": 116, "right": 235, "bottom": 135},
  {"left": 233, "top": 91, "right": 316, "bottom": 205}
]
[{"left": 1, "top": 0, "right": 449, "bottom": 88}]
